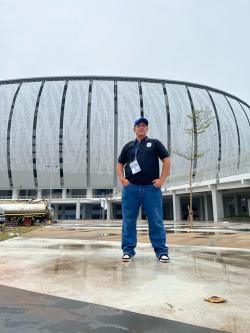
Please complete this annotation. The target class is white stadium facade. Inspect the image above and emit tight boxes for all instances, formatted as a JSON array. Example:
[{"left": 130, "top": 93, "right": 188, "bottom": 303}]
[{"left": 0, "top": 76, "right": 250, "bottom": 221}]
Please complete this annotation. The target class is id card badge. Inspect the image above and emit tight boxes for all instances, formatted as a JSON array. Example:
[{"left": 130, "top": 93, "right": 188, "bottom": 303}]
[{"left": 129, "top": 159, "right": 141, "bottom": 174}]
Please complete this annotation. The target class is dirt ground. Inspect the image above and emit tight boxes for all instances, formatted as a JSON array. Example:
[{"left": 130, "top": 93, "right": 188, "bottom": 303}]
[{"left": 22, "top": 227, "right": 250, "bottom": 249}]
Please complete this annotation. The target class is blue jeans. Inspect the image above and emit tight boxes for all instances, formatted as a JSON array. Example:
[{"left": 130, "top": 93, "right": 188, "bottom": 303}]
[{"left": 121, "top": 183, "right": 168, "bottom": 258}]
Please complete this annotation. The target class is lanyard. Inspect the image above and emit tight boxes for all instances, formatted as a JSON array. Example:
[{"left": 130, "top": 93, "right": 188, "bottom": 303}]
[{"left": 134, "top": 141, "right": 140, "bottom": 159}]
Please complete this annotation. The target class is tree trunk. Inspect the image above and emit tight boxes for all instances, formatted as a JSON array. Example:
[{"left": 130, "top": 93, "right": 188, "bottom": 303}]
[{"left": 188, "top": 132, "right": 194, "bottom": 228}]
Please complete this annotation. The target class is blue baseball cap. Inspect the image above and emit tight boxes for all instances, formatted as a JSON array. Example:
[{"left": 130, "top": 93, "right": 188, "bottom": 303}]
[{"left": 134, "top": 117, "right": 148, "bottom": 127}]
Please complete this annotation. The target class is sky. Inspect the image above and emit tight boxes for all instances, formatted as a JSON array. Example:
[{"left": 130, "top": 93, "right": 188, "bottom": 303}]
[{"left": 0, "top": 0, "right": 249, "bottom": 103}]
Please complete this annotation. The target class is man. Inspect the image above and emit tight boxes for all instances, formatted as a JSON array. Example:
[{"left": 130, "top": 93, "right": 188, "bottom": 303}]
[{"left": 117, "top": 117, "right": 170, "bottom": 263}]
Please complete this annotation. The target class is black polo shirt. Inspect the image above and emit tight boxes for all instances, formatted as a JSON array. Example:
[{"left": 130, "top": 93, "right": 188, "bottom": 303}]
[{"left": 118, "top": 137, "right": 169, "bottom": 185}]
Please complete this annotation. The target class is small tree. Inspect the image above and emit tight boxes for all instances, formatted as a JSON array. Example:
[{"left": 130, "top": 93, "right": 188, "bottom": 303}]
[{"left": 173, "top": 108, "right": 214, "bottom": 228}]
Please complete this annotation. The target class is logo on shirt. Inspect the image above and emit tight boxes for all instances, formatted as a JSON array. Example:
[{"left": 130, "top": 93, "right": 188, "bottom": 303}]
[{"left": 146, "top": 142, "right": 152, "bottom": 148}]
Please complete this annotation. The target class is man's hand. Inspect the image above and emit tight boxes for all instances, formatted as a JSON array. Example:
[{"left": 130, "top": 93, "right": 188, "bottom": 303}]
[
  {"left": 153, "top": 157, "right": 170, "bottom": 188},
  {"left": 120, "top": 177, "right": 129, "bottom": 186},
  {"left": 152, "top": 178, "right": 164, "bottom": 188},
  {"left": 117, "top": 163, "right": 129, "bottom": 186}
]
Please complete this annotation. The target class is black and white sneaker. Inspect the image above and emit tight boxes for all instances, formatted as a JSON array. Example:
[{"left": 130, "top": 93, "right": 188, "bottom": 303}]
[
  {"left": 122, "top": 254, "right": 132, "bottom": 262},
  {"left": 159, "top": 254, "right": 170, "bottom": 263}
]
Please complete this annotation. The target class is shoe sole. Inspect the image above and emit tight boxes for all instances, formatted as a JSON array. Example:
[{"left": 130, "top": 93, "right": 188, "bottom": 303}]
[
  {"left": 122, "top": 259, "right": 131, "bottom": 263},
  {"left": 159, "top": 258, "right": 170, "bottom": 263},
  {"left": 121, "top": 256, "right": 133, "bottom": 263}
]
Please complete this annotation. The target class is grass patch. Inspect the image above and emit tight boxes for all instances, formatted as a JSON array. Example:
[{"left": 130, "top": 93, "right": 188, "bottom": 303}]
[{"left": 0, "top": 226, "right": 41, "bottom": 242}]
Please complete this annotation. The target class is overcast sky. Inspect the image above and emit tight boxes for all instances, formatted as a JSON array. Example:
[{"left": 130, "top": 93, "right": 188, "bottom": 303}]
[{"left": 0, "top": 0, "right": 249, "bottom": 103}]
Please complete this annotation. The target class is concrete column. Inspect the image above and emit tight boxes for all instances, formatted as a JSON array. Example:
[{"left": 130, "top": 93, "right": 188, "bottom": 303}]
[
  {"left": 211, "top": 186, "right": 224, "bottom": 222},
  {"left": 86, "top": 189, "right": 93, "bottom": 198},
  {"left": 167, "top": 199, "right": 174, "bottom": 220},
  {"left": 81, "top": 204, "right": 86, "bottom": 219},
  {"left": 54, "top": 205, "right": 59, "bottom": 220},
  {"left": 172, "top": 191, "right": 181, "bottom": 221},
  {"left": 62, "top": 189, "right": 67, "bottom": 199},
  {"left": 233, "top": 194, "right": 239, "bottom": 216},
  {"left": 248, "top": 199, "right": 250, "bottom": 216},
  {"left": 106, "top": 201, "right": 111, "bottom": 220},
  {"left": 76, "top": 200, "right": 80, "bottom": 219},
  {"left": 204, "top": 194, "right": 209, "bottom": 221},
  {"left": 223, "top": 196, "right": 231, "bottom": 217},
  {"left": 12, "top": 189, "right": 19, "bottom": 199},
  {"left": 37, "top": 189, "right": 42, "bottom": 199},
  {"left": 199, "top": 196, "right": 204, "bottom": 221}
]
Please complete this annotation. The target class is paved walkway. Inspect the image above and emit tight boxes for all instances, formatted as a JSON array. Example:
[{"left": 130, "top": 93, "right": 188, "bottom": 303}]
[{"left": 1, "top": 227, "right": 250, "bottom": 332}]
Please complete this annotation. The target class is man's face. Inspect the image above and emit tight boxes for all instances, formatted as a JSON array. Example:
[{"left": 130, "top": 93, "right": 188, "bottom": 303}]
[{"left": 134, "top": 122, "right": 148, "bottom": 137}]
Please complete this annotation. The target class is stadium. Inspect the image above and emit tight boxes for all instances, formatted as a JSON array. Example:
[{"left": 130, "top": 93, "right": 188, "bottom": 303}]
[{"left": 0, "top": 76, "right": 249, "bottom": 222}]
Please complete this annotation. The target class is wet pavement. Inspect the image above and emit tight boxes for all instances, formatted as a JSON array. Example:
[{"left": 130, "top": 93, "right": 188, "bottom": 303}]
[
  {"left": 23, "top": 223, "right": 250, "bottom": 249},
  {"left": 0, "top": 235, "right": 249, "bottom": 332},
  {"left": 0, "top": 285, "right": 228, "bottom": 333},
  {"left": 52, "top": 220, "right": 250, "bottom": 233}
]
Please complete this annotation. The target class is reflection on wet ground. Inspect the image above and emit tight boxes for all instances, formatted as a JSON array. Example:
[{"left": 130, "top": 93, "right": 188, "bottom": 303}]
[
  {"left": 191, "top": 251, "right": 250, "bottom": 268},
  {"left": 39, "top": 241, "right": 250, "bottom": 269},
  {"left": 0, "top": 236, "right": 250, "bottom": 332},
  {"left": 48, "top": 220, "right": 250, "bottom": 233},
  {"left": 47, "top": 243, "right": 115, "bottom": 250}
]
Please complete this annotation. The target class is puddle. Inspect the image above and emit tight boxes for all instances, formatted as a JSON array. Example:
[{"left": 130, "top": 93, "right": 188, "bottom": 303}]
[
  {"left": 48, "top": 243, "right": 114, "bottom": 250},
  {"left": 229, "top": 228, "right": 250, "bottom": 232},
  {"left": 192, "top": 251, "right": 250, "bottom": 268},
  {"left": 42, "top": 255, "right": 161, "bottom": 287},
  {"left": 167, "top": 230, "right": 192, "bottom": 233},
  {"left": 220, "top": 253, "right": 250, "bottom": 261},
  {"left": 98, "top": 233, "right": 117, "bottom": 237},
  {"left": 195, "top": 232, "right": 236, "bottom": 236}
]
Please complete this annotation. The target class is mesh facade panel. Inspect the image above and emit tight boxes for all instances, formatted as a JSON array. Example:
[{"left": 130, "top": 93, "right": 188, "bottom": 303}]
[
  {"left": 90, "top": 80, "right": 114, "bottom": 188},
  {"left": 63, "top": 80, "right": 89, "bottom": 188},
  {"left": 117, "top": 81, "right": 141, "bottom": 154},
  {"left": 189, "top": 87, "right": 219, "bottom": 181},
  {"left": 227, "top": 97, "right": 250, "bottom": 173},
  {"left": 141, "top": 83, "right": 168, "bottom": 147},
  {"left": 10, "top": 82, "right": 41, "bottom": 188},
  {"left": 141, "top": 82, "right": 169, "bottom": 177},
  {"left": 166, "top": 84, "right": 192, "bottom": 184},
  {"left": 239, "top": 103, "right": 250, "bottom": 127},
  {"left": 36, "top": 81, "right": 65, "bottom": 188},
  {"left": 210, "top": 92, "right": 239, "bottom": 178},
  {"left": 0, "top": 84, "right": 19, "bottom": 189}
]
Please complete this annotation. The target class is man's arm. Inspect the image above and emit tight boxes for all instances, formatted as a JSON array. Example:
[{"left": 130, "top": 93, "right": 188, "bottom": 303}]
[
  {"left": 116, "top": 162, "right": 129, "bottom": 186},
  {"left": 152, "top": 157, "right": 170, "bottom": 188}
]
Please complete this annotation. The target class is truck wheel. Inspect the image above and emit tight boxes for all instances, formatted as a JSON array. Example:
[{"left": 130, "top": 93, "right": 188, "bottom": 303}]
[{"left": 23, "top": 217, "right": 33, "bottom": 227}]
